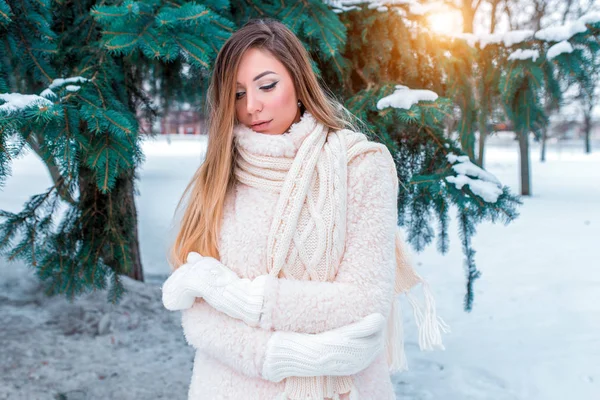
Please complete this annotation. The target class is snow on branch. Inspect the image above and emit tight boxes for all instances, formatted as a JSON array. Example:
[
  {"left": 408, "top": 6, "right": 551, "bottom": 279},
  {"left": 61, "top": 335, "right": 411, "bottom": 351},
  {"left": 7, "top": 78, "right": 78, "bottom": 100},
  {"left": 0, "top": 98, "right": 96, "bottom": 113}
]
[
  {"left": 547, "top": 41, "right": 574, "bottom": 60},
  {"left": 376, "top": 84, "right": 438, "bottom": 110},
  {"left": 0, "top": 93, "right": 53, "bottom": 113},
  {"left": 534, "top": 12, "right": 600, "bottom": 43},
  {"left": 0, "top": 77, "right": 89, "bottom": 113},
  {"left": 327, "top": 0, "right": 422, "bottom": 14},
  {"left": 455, "top": 30, "right": 534, "bottom": 49},
  {"left": 445, "top": 153, "right": 503, "bottom": 203},
  {"left": 454, "top": 11, "right": 599, "bottom": 50},
  {"left": 40, "top": 76, "right": 88, "bottom": 98},
  {"left": 534, "top": 21, "right": 587, "bottom": 42},
  {"left": 507, "top": 49, "right": 540, "bottom": 62},
  {"left": 579, "top": 12, "right": 600, "bottom": 25}
]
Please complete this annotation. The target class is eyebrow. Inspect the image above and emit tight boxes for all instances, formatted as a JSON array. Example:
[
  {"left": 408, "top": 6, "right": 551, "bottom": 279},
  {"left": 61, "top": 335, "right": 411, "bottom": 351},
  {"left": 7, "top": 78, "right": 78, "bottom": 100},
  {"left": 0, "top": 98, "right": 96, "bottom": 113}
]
[{"left": 236, "top": 71, "right": 277, "bottom": 85}]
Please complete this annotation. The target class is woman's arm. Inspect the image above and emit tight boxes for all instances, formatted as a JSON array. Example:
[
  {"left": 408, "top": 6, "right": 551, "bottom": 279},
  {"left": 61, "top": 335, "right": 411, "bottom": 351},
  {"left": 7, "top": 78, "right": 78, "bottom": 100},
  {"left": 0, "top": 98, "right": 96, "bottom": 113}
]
[
  {"left": 181, "top": 298, "right": 272, "bottom": 379},
  {"left": 259, "top": 146, "right": 399, "bottom": 334},
  {"left": 181, "top": 299, "right": 387, "bottom": 382}
]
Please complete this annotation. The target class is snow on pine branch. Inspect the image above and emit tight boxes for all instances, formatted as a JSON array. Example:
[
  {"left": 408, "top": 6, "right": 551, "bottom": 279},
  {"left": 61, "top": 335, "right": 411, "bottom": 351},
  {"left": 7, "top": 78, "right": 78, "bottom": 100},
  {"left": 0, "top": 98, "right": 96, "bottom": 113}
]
[
  {"left": 376, "top": 84, "right": 438, "bottom": 110},
  {"left": 507, "top": 49, "right": 540, "bottom": 62},
  {"left": 547, "top": 41, "right": 574, "bottom": 60},
  {"left": 40, "top": 76, "right": 88, "bottom": 99},
  {"left": 534, "top": 12, "right": 600, "bottom": 42},
  {"left": 326, "top": 0, "right": 422, "bottom": 14},
  {"left": 455, "top": 11, "right": 599, "bottom": 49},
  {"left": 579, "top": 12, "right": 600, "bottom": 25},
  {"left": 455, "top": 30, "right": 534, "bottom": 49},
  {"left": 0, "top": 93, "right": 53, "bottom": 113},
  {"left": 534, "top": 21, "right": 587, "bottom": 42},
  {"left": 1, "top": 77, "right": 88, "bottom": 113},
  {"left": 445, "top": 153, "right": 503, "bottom": 203}
]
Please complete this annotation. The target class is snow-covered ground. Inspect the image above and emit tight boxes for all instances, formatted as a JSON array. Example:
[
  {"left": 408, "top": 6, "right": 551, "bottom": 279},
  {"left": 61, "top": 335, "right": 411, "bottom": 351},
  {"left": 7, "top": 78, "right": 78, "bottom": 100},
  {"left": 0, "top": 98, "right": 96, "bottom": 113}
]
[{"left": 1, "top": 133, "right": 599, "bottom": 399}]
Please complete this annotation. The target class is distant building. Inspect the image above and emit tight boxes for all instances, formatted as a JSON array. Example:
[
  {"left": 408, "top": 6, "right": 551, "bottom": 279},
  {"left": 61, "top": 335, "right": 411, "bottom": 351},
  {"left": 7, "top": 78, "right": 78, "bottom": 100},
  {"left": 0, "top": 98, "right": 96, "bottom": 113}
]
[
  {"left": 160, "top": 110, "right": 206, "bottom": 135},
  {"left": 138, "top": 110, "right": 206, "bottom": 135}
]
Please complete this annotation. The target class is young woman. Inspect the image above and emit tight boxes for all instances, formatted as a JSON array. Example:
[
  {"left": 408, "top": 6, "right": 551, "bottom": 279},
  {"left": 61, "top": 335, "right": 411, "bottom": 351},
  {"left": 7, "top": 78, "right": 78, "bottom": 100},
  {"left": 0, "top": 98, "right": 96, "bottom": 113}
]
[{"left": 161, "top": 18, "right": 444, "bottom": 400}]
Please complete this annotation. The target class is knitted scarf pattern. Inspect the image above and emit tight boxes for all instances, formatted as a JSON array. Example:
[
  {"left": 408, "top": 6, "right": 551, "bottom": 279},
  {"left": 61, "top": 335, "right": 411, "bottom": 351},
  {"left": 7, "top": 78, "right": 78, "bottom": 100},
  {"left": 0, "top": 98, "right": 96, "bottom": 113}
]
[{"left": 233, "top": 112, "right": 448, "bottom": 400}]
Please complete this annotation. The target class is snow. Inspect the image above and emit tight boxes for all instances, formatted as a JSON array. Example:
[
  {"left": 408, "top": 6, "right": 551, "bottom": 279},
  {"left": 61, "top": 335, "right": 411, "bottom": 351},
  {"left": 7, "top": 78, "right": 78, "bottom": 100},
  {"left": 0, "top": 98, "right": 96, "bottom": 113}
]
[
  {"left": 327, "top": 0, "right": 426, "bottom": 15},
  {"left": 0, "top": 93, "right": 53, "bottom": 113},
  {"left": 0, "top": 264, "right": 191, "bottom": 399},
  {"left": 48, "top": 76, "right": 88, "bottom": 90},
  {"left": 39, "top": 88, "right": 56, "bottom": 99},
  {"left": 404, "top": 1, "right": 439, "bottom": 16},
  {"left": 445, "top": 153, "right": 503, "bottom": 203},
  {"left": 475, "top": 32, "right": 504, "bottom": 48},
  {"left": 547, "top": 40, "right": 574, "bottom": 60},
  {"left": 507, "top": 49, "right": 540, "bottom": 62},
  {"left": 407, "top": 4, "right": 425, "bottom": 15},
  {"left": 1, "top": 134, "right": 600, "bottom": 399},
  {"left": 377, "top": 84, "right": 439, "bottom": 110},
  {"left": 502, "top": 30, "right": 535, "bottom": 47},
  {"left": 534, "top": 20, "right": 587, "bottom": 42},
  {"left": 40, "top": 77, "right": 88, "bottom": 99},
  {"left": 453, "top": 29, "right": 534, "bottom": 49},
  {"left": 578, "top": 12, "right": 600, "bottom": 26}
]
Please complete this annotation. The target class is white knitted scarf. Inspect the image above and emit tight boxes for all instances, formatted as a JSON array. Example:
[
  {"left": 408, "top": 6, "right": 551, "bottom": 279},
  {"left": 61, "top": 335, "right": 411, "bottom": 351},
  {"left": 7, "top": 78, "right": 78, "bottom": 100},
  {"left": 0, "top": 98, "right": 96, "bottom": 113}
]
[{"left": 234, "top": 112, "right": 448, "bottom": 400}]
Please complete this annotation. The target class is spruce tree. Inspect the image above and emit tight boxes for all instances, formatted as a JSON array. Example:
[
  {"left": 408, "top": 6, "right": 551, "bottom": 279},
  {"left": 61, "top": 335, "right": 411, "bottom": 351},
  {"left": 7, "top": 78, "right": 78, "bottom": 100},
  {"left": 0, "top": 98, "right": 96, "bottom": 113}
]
[{"left": 0, "top": 0, "right": 233, "bottom": 302}]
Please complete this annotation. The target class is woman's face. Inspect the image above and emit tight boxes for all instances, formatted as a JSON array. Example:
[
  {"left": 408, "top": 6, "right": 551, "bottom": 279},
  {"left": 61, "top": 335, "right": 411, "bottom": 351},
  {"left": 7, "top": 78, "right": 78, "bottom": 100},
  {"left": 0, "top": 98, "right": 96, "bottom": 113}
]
[{"left": 234, "top": 47, "right": 301, "bottom": 135}]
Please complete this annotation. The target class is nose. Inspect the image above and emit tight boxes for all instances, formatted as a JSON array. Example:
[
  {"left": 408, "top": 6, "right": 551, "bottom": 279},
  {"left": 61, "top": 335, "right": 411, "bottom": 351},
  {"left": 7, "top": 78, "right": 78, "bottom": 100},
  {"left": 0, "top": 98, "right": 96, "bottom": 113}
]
[{"left": 245, "top": 90, "right": 262, "bottom": 114}]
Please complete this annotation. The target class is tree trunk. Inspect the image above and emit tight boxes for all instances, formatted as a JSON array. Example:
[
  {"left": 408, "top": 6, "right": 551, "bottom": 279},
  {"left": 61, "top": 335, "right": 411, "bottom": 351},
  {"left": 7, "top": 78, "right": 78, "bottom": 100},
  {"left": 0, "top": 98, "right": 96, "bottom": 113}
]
[
  {"left": 79, "top": 167, "right": 144, "bottom": 282},
  {"left": 477, "top": 118, "right": 487, "bottom": 167},
  {"left": 584, "top": 113, "right": 592, "bottom": 154},
  {"left": 518, "top": 130, "right": 531, "bottom": 196},
  {"left": 540, "top": 127, "right": 547, "bottom": 162},
  {"left": 490, "top": 0, "right": 501, "bottom": 33},
  {"left": 505, "top": 2, "right": 515, "bottom": 30},
  {"left": 462, "top": 7, "right": 475, "bottom": 33},
  {"left": 119, "top": 171, "right": 144, "bottom": 281},
  {"left": 562, "top": 0, "right": 574, "bottom": 24}
]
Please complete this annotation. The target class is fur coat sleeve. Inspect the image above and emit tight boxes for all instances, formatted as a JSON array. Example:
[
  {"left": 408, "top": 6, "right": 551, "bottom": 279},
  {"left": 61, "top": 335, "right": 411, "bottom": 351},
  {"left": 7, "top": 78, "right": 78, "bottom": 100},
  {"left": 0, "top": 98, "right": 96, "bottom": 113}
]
[
  {"left": 259, "top": 147, "right": 399, "bottom": 334},
  {"left": 181, "top": 299, "right": 273, "bottom": 379}
]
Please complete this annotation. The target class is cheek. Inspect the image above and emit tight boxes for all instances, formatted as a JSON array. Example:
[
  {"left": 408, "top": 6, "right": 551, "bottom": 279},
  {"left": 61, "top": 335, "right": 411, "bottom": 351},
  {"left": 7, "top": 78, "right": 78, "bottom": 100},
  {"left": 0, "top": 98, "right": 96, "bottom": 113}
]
[
  {"left": 266, "top": 86, "right": 295, "bottom": 109},
  {"left": 235, "top": 101, "right": 246, "bottom": 122}
]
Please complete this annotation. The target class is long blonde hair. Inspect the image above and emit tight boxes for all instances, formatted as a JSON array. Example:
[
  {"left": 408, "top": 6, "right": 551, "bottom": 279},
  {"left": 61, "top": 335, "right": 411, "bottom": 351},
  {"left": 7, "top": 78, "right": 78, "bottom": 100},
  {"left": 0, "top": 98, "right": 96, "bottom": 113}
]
[{"left": 169, "top": 18, "right": 360, "bottom": 268}]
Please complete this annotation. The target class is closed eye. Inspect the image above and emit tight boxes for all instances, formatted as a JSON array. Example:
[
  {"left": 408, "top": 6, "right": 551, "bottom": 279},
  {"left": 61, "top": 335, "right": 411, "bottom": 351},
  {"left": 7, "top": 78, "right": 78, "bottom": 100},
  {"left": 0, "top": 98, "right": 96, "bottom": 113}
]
[{"left": 235, "top": 81, "right": 279, "bottom": 100}]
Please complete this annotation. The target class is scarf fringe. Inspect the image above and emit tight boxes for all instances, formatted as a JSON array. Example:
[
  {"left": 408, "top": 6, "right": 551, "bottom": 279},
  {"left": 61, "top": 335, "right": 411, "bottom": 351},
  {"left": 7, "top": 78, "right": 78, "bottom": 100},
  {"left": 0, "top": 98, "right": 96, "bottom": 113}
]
[
  {"left": 386, "top": 296, "right": 408, "bottom": 372},
  {"left": 385, "top": 282, "right": 451, "bottom": 374},
  {"left": 386, "top": 228, "right": 450, "bottom": 374},
  {"left": 276, "top": 376, "right": 356, "bottom": 400},
  {"left": 407, "top": 282, "right": 451, "bottom": 351}
]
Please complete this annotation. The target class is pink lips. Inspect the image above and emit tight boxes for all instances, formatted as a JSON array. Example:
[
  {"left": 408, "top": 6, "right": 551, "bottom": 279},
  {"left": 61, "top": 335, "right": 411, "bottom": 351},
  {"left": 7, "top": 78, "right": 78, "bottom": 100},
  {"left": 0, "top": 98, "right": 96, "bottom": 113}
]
[{"left": 251, "top": 120, "right": 272, "bottom": 132}]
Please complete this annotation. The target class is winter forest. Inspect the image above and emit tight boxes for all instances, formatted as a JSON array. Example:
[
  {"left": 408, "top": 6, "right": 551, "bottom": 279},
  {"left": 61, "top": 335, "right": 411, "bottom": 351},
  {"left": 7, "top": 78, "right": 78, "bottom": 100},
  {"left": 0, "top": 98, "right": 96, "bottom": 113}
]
[{"left": 1, "top": 0, "right": 599, "bottom": 399}]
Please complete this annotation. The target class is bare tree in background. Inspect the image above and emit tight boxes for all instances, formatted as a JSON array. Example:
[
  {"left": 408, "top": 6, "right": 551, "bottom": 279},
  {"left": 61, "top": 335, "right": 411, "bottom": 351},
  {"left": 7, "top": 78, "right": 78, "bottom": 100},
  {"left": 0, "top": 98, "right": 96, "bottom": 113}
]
[
  {"left": 444, "top": 0, "right": 485, "bottom": 33},
  {"left": 548, "top": 0, "right": 599, "bottom": 155},
  {"left": 569, "top": 0, "right": 600, "bottom": 154},
  {"left": 476, "top": 0, "right": 502, "bottom": 168}
]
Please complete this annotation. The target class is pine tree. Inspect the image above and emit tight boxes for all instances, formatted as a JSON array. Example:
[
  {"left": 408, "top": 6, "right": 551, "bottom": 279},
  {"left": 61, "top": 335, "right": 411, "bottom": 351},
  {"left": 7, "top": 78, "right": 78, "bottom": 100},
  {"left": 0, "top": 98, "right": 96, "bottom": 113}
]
[
  {"left": 0, "top": 0, "right": 234, "bottom": 302},
  {"left": 1, "top": 0, "right": 598, "bottom": 310}
]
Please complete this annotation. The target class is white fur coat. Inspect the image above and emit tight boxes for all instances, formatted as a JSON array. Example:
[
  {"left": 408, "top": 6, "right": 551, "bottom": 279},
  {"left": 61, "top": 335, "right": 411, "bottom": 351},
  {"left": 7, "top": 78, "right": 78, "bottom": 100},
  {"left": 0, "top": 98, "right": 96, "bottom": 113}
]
[{"left": 181, "top": 113, "right": 398, "bottom": 400}]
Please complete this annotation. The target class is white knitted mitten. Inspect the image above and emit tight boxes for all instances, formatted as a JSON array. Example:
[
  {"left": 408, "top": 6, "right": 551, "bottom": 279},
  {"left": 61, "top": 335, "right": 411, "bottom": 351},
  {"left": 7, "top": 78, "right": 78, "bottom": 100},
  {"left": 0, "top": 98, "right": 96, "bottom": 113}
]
[
  {"left": 261, "top": 313, "right": 386, "bottom": 383},
  {"left": 162, "top": 252, "right": 269, "bottom": 327}
]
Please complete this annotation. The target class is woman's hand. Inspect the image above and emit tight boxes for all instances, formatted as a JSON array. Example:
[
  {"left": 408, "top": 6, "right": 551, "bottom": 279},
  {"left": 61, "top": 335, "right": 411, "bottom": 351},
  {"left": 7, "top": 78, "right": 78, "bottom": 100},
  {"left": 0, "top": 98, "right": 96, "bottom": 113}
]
[
  {"left": 161, "top": 251, "right": 210, "bottom": 311},
  {"left": 261, "top": 313, "right": 387, "bottom": 382},
  {"left": 162, "top": 252, "right": 271, "bottom": 327}
]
